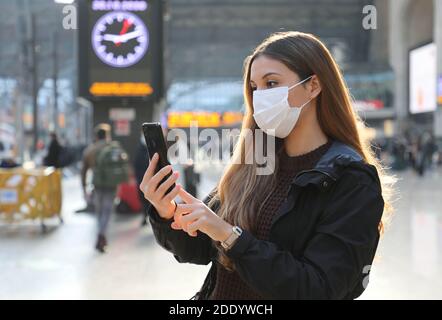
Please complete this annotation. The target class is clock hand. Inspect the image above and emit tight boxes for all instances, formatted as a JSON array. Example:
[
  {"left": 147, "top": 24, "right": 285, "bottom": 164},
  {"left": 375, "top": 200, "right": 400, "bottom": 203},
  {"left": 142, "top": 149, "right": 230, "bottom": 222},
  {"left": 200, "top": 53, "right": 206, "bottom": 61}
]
[
  {"left": 102, "top": 34, "right": 121, "bottom": 42},
  {"left": 118, "top": 30, "right": 143, "bottom": 43},
  {"left": 116, "top": 19, "right": 133, "bottom": 47},
  {"left": 101, "top": 30, "right": 141, "bottom": 45}
]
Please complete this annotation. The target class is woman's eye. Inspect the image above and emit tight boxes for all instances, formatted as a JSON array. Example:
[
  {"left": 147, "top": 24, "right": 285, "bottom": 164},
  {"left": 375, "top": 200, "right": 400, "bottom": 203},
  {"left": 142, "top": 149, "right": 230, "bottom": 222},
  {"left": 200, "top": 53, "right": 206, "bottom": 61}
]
[
  {"left": 267, "top": 81, "right": 278, "bottom": 88},
  {"left": 251, "top": 86, "right": 257, "bottom": 91}
]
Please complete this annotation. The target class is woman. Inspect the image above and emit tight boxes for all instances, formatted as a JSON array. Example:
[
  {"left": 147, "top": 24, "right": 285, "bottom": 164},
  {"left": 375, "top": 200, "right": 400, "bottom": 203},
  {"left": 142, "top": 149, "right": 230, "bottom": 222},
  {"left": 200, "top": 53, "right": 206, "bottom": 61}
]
[{"left": 140, "top": 31, "right": 394, "bottom": 300}]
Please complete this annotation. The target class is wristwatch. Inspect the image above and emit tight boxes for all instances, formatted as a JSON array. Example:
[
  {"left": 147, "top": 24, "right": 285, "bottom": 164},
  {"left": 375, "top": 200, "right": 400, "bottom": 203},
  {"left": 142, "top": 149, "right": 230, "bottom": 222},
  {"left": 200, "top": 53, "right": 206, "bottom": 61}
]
[{"left": 221, "top": 226, "right": 243, "bottom": 250}]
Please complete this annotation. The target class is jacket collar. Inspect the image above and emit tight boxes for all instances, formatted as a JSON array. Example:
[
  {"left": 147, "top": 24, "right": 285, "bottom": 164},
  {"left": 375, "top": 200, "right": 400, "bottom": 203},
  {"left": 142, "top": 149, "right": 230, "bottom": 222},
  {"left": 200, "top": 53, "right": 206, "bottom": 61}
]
[
  {"left": 271, "top": 140, "right": 374, "bottom": 227},
  {"left": 291, "top": 140, "right": 364, "bottom": 190}
]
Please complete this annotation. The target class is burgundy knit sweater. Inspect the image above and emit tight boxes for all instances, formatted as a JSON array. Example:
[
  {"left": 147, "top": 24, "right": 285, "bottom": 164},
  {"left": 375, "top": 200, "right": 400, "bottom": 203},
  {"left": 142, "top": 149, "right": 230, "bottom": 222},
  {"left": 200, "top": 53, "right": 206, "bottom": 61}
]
[{"left": 210, "top": 140, "right": 333, "bottom": 300}]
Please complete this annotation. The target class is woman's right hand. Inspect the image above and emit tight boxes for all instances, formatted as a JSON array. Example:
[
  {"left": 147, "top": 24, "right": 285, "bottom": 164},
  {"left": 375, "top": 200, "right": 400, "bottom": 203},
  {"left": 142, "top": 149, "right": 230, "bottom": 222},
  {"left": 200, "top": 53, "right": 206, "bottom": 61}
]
[{"left": 139, "top": 153, "right": 181, "bottom": 220}]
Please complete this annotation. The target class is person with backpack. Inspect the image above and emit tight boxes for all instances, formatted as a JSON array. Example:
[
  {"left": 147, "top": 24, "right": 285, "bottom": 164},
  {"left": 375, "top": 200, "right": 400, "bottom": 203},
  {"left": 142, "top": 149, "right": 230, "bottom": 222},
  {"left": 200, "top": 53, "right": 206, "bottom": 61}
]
[{"left": 81, "top": 124, "right": 130, "bottom": 253}]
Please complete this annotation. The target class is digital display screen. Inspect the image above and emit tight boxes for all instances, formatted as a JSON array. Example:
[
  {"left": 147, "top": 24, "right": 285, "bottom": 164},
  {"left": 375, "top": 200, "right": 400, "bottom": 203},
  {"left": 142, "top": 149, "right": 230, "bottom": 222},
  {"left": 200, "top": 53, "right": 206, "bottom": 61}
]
[{"left": 409, "top": 42, "right": 437, "bottom": 114}]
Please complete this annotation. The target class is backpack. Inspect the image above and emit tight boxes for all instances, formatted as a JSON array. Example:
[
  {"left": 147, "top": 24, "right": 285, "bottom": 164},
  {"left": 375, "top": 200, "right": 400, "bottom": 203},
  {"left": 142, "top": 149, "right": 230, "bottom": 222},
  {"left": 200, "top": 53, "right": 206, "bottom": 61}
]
[{"left": 93, "top": 142, "right": 130, "bottom": 189}]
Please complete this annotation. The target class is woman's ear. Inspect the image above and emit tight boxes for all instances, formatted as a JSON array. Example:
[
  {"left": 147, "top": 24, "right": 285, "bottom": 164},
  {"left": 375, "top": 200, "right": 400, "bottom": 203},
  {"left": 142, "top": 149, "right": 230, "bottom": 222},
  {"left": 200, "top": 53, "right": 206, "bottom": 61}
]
[{"left": 309, "top": 75, "right": 322, "bottom": 98}]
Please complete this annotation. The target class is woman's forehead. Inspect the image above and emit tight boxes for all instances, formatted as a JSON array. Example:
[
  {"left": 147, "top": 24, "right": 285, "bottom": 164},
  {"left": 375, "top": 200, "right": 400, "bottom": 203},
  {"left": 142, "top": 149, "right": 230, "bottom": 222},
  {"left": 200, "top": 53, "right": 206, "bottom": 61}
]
[{"left": 250, "top": 55, "right": 293, "bottom": 81}]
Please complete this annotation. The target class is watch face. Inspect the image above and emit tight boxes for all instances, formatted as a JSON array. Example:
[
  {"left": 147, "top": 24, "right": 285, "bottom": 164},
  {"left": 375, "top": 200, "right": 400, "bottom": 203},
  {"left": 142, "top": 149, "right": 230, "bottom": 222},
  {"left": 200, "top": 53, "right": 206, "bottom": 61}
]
[{"left": 92, "top": 11, "right": 149, "bottom": 68}]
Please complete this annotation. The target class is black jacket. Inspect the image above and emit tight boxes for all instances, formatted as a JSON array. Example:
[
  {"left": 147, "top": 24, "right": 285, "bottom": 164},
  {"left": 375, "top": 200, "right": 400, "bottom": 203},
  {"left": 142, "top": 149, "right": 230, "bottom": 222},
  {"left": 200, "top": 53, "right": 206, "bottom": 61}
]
[
  {"left": 44, "top": 138, "right": 62, "bottom": 168},
  {"left": 147, "top": 140, "right": 384, "bottom": 300}
]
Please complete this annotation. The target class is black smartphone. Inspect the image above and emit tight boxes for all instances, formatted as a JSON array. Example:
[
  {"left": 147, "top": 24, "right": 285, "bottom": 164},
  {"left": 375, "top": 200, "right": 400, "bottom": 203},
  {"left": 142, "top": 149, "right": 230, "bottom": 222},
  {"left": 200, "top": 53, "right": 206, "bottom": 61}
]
[{"left": 142, "top": 122, "right": 175, "bottom": 194}]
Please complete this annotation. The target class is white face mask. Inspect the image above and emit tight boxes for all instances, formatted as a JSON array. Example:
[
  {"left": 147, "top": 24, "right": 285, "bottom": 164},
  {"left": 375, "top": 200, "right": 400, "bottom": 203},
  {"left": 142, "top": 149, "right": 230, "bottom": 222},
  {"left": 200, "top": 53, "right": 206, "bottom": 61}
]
[{"left": 253, "top": 75, "right": 313, "bottom": 138}]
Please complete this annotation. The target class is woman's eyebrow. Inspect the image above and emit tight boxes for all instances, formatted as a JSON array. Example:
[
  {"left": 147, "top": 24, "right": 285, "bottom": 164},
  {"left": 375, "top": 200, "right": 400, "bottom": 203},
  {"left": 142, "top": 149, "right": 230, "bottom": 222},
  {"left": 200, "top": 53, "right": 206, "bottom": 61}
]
[
  {"left": 261, "top": 72, "right": 281, "bottom": 78},
  {"left": 250, "top": 72, "right": 281, "bottom": 83}
]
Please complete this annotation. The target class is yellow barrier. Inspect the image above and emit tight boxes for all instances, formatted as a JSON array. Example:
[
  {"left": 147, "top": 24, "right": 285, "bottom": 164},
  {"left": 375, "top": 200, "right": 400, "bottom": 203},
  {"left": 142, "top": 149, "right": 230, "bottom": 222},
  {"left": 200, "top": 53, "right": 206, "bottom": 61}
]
[{"left": 0, "top": 167, "right": 63, "bottom": 231}]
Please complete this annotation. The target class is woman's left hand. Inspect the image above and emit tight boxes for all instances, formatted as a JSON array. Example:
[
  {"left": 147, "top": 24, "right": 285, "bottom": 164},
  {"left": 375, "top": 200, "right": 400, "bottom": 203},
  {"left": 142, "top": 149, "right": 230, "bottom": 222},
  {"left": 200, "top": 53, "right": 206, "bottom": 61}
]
[{"left": 172, "top": 188, "right": 233, "bottom": 242}]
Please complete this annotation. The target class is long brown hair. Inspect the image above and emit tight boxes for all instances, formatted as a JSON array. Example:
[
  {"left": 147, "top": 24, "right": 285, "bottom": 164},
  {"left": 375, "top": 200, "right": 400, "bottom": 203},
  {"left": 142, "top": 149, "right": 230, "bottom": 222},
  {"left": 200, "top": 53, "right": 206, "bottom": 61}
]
[{"left": 209, "top": 31, "right": 395, "bottom": 270}]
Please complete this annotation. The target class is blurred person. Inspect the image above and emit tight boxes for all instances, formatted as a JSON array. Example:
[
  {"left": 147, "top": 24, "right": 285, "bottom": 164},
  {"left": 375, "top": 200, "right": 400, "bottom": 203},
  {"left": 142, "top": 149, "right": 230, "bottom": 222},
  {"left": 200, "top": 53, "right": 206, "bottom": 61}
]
[
  {"left": 81, "top": 123, "right": 129, "bottom": 253},
  {"left": 58, "top": 142, "right": 76, "bottom": 169},
  {"left": 407, "top": 129, "right": 420, "bottom": 170},
  {"left": 140, "top": 32, "right": 394, "bottom": 300},
  {"left": 0, "top": 150, "right": 18, "bottom": 168},
  {"left": 437, "top": 139, "right": 442, "bottom": 166},
  {"left": 391, "top": 136, "right": 407, "bottom": 171},
  {"left": 43, "top": 132, "right": 62, "bottom": 168},
  {"left": 417, "top": 131, "right": 437, "bottom": 176},
  {"left": 78, "top": 127, "right": 114, "bottom": 214}
]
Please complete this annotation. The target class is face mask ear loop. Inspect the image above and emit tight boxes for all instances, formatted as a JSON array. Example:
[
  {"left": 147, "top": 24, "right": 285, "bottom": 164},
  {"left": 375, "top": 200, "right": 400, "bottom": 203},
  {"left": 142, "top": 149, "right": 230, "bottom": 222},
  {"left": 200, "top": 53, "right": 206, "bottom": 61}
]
[
  {"left": 288, "top": 75, "right": 314, "bottom": 91},
  {"left": 298, "top": 97, "right": 313, "bottom": 110}
]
